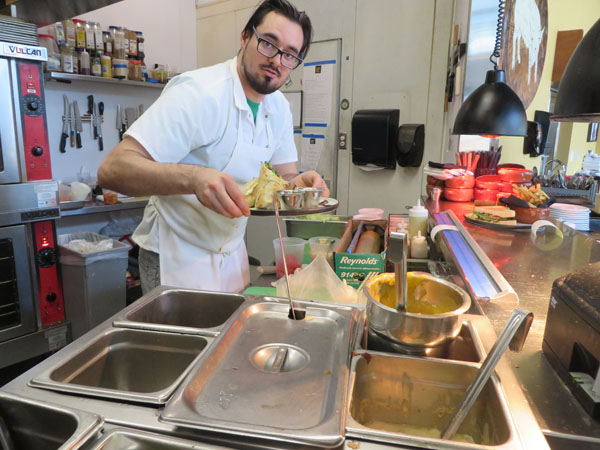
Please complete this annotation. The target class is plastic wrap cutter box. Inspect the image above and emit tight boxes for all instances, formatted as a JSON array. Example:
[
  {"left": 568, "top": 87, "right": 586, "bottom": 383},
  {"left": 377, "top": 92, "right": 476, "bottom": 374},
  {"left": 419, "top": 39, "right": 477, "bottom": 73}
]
[{"left": 334, "top": 220, "right": 387, "bottom": 288}]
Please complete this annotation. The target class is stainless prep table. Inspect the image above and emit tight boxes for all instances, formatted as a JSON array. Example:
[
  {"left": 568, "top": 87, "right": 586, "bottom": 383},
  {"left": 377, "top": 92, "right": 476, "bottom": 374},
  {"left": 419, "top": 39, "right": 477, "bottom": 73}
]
[{"left": 425, "top": 198, "right": 600, "bottom": 449}]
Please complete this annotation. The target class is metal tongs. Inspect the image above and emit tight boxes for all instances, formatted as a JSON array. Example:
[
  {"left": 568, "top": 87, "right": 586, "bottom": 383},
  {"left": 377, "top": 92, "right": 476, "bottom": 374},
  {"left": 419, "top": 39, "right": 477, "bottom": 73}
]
[
  {"left": 440, "top": 308, "right": 533, "bottom": 440},
  {"left": 273, "top": 194, "right": 305, "bottom": 320}
]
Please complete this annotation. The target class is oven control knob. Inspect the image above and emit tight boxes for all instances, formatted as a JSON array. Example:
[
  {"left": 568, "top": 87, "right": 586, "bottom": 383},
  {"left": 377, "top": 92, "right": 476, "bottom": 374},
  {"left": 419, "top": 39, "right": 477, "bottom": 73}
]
[
  {"left": 27, "top": 100, "right": 39, "bottom": 111},
  {"left": 37, "top": 247, "right": 56, "bottom": 268},
  {"left": 46, "top": 292, "right": 57, "bottom": 302},
  {"left": 32, "top": 146, "right": 43, "bottom": 156}
]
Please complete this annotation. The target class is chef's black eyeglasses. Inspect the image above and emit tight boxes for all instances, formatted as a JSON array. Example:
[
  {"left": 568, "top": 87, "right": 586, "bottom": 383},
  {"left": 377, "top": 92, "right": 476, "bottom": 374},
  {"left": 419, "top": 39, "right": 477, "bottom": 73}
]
[{"left": 252, "top": 26, "right": 303, "bottom": 70}]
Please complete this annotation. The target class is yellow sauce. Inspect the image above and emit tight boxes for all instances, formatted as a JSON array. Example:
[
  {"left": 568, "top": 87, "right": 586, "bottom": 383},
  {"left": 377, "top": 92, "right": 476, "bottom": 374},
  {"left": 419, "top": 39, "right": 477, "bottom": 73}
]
[
  {"left": 367, "top": 273, "right": 460, "bottom": 314},
  {"left": 362, "top": 421, "right": 476, "bottom": 443}
]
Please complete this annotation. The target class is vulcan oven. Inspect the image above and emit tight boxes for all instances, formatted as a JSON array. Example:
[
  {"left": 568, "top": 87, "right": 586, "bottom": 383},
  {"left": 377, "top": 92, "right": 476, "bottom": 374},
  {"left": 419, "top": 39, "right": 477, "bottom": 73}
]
[{"left": 0, "top": 36, "right": 69, "bottom": 368}]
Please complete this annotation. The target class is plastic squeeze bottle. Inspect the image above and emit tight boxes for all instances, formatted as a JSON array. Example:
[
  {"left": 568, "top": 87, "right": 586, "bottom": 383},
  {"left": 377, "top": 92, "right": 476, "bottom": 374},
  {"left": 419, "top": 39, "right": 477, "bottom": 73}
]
[
  {"left": 408, "top": 198, "right": 428, "bottom": 241},
  {"left": 410, "top": 230, "right": 428, "bottom": 259}
]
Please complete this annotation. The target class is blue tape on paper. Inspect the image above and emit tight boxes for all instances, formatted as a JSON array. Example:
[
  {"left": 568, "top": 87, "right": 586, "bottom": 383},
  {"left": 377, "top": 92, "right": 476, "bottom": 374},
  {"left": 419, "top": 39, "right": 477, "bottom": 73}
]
[{"left": 304, "top": 60, "right": 336, "bottom": 66}]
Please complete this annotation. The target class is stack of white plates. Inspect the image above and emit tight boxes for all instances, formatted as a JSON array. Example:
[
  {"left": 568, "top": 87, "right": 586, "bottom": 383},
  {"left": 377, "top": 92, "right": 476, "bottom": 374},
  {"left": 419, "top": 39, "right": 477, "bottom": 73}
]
[
  {"left": 582, "top": 152, "right": 600, "bottom": 171},
  {"left": 549, "top": 203, "right": 591, "bottom": 231}
]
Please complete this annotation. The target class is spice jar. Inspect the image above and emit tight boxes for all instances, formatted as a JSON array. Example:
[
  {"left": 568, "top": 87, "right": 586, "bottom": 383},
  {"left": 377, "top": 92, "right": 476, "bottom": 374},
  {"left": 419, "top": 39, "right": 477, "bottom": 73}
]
[
  {"left": 150, "top": 64, "right": 168, "bottom": 83},
  {"left": 60, "top": 44, "right": 75, "bottom": 74},
  {"left": 73, "top": 19, "right": 86, "bottom": 51},
  {"left": 101, "top": 54, "right": 112, "bottom": 78},
  {"left": 93, "top": 22, "right": 103, "bottom": 55},
  {"left": 53, "top": 21, "right": 66, "bottom": 45},
  {"left": 39, "top": 34, "right": 61, "bottom": 72},
  {"left": 62, "top": 18, "right": 76, "bottom": 47},
  {"left": 91, "top": 54, "right": 101, "bottom": 76},
  {"left": 128, "top": 59, "right": 142, "bottom": 81},
  {"left": 84, "top": 21, "right": 95, "bottom": 54},
  {"left": 102, "top": 31, "right": 113, "bottom": 57},
  {"left": 112, "top": 58, "right": 128, "bottom": 79},
  {"left": 126, "top": 29, "right": 137, "bottom": 58},
  {"left": 135, "top": 31, "right": 144, "bottom": 59},
  {"left": 110, "top": 26, "right": 127, "bottom": 59}
]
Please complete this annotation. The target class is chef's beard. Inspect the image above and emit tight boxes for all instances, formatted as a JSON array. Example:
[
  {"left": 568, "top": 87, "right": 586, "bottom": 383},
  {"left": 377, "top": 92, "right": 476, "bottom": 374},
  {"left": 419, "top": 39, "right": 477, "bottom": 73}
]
[{"left": 241, "top": 47, "right": 285, "bottom": 95}]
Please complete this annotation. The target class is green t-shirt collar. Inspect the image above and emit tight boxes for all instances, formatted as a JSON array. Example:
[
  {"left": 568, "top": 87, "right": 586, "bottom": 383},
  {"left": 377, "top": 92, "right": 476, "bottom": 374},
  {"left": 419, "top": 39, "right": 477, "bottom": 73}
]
[{"left": 246, "top": 98, "right": 260, "bottom": 123}]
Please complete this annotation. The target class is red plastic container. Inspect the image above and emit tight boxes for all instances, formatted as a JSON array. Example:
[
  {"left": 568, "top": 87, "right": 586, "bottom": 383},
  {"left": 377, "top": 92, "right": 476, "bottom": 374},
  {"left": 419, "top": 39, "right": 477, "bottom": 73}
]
[
  {"left": 498, "top": 181, "right": 513, "bottom": 193},
  {"left": 426, "top": 175, "right": 445, "bottom": 187},
  {"left": 475, "top": 175, "right": 501, "bottom": 190},
  {"left": 474, "top": 188, "right": 499, "bottom": 203},
  {"left": 443, "top": 187, "right": 473, "bottom": 202},
  {"left": 497, "top": 168, "right": 533, "bottom": 184},
  {"left": 445, "top": 174, "right": 475, "bottom": 189}
]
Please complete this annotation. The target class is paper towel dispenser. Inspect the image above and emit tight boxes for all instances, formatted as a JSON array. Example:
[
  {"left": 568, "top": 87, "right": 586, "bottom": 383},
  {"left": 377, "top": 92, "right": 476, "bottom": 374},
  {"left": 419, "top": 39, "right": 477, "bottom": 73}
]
[
  {"left": 352, "top": 109, "right": 425, "bottom": 169},
  {"left": 397, "top": 124, "right": 425, "bottom": 167},
  {"left": 352, "top": 109, "right": 399, "bottom": 169}
]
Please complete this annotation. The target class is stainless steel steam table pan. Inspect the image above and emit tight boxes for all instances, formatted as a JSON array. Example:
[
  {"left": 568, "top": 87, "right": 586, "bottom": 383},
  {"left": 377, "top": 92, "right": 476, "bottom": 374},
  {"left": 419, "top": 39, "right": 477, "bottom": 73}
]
[
  {"left": 160, "top": 299, "right": 361, "bottom": 448},
  {"left": 112, "top": 287, "right": 246, "bottom": 336}
]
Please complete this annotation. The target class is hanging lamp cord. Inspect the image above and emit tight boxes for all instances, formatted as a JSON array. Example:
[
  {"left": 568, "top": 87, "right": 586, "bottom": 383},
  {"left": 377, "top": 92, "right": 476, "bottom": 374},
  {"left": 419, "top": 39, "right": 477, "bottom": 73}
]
[{"left": 489, "top": 0, "right": 506, "bottom": 70}]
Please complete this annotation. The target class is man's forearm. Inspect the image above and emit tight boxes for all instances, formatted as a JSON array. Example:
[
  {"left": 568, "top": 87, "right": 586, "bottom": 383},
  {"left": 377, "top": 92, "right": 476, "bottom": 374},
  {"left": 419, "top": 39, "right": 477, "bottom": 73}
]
[
  {"left": 98, "top": 137, "right": 198, "bottom": 197},
  {"left": 281, "top": 172, "right": 299, "bottom": 182}
]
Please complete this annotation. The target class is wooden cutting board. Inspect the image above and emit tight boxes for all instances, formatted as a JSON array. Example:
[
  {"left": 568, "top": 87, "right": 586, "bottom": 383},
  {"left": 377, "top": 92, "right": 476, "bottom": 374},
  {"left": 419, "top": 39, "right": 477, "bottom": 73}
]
[{"left": 551, "top": 29, "right": 584, "bottom": 82}]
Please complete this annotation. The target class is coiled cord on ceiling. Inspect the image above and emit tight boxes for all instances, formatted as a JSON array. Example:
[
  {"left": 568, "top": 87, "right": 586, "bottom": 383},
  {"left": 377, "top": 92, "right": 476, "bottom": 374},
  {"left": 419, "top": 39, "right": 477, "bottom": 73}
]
[{"left": 489, "top": 0, "right": 505, "bottom": 70}]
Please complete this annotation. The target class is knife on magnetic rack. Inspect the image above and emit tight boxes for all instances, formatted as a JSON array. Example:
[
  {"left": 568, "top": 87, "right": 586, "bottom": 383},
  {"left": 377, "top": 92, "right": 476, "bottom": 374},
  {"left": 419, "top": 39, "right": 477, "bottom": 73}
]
[
  {"left": 73, "top": 101, "right": 83, "bottom": 148},
  {"left": 60, "top": 94, "right": 69, "bottom": 153}
]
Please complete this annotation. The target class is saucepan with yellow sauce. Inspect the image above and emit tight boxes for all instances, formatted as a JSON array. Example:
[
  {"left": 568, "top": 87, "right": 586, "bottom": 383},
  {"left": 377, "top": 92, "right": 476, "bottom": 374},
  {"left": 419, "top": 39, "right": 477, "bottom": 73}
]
[{"left": 365, "top": 272, "right": 471, "bottom": 354}]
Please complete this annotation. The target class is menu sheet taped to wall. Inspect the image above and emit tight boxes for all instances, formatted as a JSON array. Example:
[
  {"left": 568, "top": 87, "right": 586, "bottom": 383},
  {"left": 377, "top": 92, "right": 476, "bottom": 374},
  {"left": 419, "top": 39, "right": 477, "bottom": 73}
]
[{"left": 302, "top": 60, "right": 335, "bottom": 126}]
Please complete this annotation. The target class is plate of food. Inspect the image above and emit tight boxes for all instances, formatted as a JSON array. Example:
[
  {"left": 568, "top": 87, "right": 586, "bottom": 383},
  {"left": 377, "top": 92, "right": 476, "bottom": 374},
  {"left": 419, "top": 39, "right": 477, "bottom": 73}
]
[
  {"left": 464, "top": 205, "right": 531, "bottom": 230},
  {"left": 242, "top": 163, "right": 338, "bottom": 216}
]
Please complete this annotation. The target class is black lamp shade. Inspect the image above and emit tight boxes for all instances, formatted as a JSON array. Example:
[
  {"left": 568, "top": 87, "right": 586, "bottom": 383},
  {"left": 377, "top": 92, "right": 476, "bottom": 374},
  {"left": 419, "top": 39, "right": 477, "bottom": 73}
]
[
  {"left": 453, "top": 70, "right": 527, "bottom": 136},
  {"left": 552, "top": 18, "right": 600, "bottom": 122}
]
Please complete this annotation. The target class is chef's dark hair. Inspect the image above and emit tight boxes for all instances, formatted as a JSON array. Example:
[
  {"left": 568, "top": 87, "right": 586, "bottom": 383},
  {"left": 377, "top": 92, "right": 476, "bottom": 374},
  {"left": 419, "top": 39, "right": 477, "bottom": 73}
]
[{"left": 243, "top": 0, "right": 313, "bottom": 59}]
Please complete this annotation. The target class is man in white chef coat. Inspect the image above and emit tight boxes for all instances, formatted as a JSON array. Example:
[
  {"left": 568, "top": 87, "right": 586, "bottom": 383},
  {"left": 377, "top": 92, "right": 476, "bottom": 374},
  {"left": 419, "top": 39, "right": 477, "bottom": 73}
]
[{"left": 98, "top": 0, "right": 327, "bottom": 293}]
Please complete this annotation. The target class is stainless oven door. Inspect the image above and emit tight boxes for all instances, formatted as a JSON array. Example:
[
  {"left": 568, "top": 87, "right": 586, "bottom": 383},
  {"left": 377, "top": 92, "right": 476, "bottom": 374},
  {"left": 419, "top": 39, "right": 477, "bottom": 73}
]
[
  {"left": 0, "top": 57, "right": 21, "bottom": 184},
  {"left": 0, "top": 224, "right": 37, "bottom": 342}
]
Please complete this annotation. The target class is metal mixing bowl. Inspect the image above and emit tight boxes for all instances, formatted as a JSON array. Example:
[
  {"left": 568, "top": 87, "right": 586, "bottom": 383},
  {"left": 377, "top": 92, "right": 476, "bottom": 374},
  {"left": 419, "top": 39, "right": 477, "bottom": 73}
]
[{"left": 365, "top": 272, "right": 471, "bottom": 354}]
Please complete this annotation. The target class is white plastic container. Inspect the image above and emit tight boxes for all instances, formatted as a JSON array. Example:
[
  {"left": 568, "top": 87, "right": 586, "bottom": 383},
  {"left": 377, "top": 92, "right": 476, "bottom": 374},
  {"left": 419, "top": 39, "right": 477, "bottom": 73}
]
[
  {"left": 358, "top": 208, "right": 384, "bottom": 219},
  {"left": 308, "top": 236, "right": 339, "bottom": 267},
  {"left": 38, "top": 34, "right": 61, "bottom": 72},
  {"left": 408, "top": 198, "right": 428, "bottom": 241}
]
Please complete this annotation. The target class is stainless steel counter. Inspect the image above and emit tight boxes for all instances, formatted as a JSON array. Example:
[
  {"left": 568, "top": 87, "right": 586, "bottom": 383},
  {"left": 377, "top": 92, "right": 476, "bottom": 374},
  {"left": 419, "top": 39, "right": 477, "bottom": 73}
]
[
  {"left": 427, "top": 199, "right": 600, "bottom": 447},
  {"left": 1, "top": 290, "right": 548, "bottom": 449},
  {"left": 59, "top": 198, "right": 148, "bottom": 217}
]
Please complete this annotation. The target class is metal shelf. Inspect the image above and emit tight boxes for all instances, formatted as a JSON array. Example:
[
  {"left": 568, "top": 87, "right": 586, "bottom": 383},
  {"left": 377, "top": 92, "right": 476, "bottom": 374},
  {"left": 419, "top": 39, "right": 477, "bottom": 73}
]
[{"left": 46, "top": 72, "right": 164, "bottom": 89}]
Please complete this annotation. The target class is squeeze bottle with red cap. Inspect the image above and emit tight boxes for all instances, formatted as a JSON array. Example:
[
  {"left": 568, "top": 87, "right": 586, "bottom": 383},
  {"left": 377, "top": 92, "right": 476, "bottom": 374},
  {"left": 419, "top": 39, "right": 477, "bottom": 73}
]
[{"left": 408, "top": 198, "right": 428, "bottom": 241}]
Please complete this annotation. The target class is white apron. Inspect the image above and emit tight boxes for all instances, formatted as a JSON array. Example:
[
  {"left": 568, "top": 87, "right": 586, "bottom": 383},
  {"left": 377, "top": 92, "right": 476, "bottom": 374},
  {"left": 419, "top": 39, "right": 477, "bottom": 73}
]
[{"left": 156, "top": 109, "right": 274, "bottom": 292}]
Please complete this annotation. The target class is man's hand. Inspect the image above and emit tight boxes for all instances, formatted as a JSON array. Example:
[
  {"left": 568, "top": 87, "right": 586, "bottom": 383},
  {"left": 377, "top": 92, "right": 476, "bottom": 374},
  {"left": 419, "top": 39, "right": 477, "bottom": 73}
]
[
  {"left": 292, "top": 170, "right": 330, "bottom": 197},
  {"left": 193, "top": 167, "right": 250, "bottom": 218}
]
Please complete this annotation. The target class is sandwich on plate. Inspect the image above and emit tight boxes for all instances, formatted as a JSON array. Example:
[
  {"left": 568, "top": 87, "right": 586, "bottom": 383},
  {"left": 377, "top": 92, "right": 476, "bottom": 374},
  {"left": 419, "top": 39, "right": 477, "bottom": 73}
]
[
  {"left": 467, "top": 205, "right": 517, "bottom": 226},
  {"left": 241, "top": 162, "right": 291, "bottom": 209}
]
